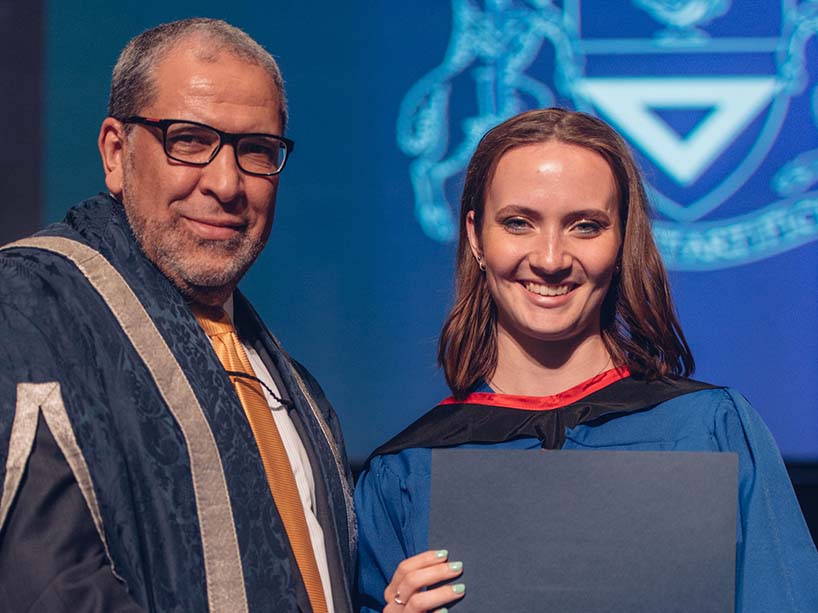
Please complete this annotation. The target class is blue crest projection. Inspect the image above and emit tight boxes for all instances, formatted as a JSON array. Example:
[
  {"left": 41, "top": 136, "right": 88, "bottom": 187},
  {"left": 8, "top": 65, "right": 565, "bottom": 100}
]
[{"left": 398, "top": 0, "right": 818, "bottom": 270}]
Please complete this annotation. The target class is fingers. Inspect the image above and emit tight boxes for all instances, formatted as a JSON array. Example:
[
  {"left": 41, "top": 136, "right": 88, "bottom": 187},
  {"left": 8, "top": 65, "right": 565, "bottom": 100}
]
[
  {"left": 392, "top": 581, "right": 465, "bottom": 612},
  {"left": 389, "top": 549, "right": 449, "bottom": 588},
  {"left": 383, "top": 549, "right": 465, "bottom": 613}
]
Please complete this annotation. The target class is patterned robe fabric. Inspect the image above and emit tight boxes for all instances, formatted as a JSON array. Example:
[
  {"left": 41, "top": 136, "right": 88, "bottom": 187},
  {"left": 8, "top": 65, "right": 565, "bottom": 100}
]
[{"left": 0, "top": 194, "right": 355, "bottom": 612}]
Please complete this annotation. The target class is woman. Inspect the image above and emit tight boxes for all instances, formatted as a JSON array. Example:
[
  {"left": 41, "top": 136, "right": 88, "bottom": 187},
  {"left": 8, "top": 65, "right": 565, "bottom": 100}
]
[{"left": 355, "top": 109, "right": 818, "bottom": 612}]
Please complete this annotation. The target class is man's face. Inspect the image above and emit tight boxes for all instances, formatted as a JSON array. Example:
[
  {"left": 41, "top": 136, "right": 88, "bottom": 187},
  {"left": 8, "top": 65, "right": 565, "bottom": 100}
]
[{"left": 101, "top": 43, "right": 282, "bottom": 305}]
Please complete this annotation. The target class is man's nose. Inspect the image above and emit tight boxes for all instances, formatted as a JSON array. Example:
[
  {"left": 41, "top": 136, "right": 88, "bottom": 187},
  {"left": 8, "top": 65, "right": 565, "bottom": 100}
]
[{"left": 198, "top": 144, "right": 244, "bottom": 203}]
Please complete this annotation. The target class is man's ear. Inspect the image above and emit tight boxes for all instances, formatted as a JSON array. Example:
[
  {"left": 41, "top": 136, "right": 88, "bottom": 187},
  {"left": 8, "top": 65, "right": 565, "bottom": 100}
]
[{"left": 98, "top": 117, "right": 126, "bottom": 198}]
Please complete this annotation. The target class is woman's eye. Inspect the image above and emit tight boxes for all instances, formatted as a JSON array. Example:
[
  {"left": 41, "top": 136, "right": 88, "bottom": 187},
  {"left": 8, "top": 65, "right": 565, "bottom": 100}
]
[
  {"left": 572, "top": 220, "right": 603, "bottom": 235},
  {"left": 501, "top": 217, "right": 531, "bottom": 233}
]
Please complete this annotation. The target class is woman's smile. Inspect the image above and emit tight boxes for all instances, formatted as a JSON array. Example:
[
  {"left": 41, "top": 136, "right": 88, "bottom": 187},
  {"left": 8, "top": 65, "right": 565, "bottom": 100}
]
[{"left": 522, "top": 281, "right": 573, "bottom": 298}]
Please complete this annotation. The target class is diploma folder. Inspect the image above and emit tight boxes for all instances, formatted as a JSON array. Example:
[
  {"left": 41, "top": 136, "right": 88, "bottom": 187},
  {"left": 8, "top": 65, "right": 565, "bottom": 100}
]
[{"left": 429, "top": 449, "right": 737, "bottom": 612}]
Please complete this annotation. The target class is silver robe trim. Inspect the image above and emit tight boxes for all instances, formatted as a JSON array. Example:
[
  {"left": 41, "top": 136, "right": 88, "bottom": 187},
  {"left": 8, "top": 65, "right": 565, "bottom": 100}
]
[
  {"left": 0, "top": 236, "right": 248, "bottom": 613},
  {"left": 1, "top": 382, "right": 112, "bottom": 562}
]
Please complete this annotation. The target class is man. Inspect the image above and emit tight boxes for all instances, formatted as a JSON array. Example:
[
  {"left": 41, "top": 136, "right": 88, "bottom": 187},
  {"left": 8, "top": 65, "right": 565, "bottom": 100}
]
[{"left": 0, "top": 18, "right": 354, "bottom": 612}]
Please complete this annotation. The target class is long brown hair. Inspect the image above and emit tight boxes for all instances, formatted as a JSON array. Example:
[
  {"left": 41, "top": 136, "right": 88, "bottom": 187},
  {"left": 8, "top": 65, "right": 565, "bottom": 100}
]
[{"left": 438, "top": 108, "right": 694, "bottom": 398}]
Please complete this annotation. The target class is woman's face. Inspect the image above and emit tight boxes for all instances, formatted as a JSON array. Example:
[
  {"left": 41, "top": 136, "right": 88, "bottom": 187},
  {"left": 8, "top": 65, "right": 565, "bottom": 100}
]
[{"left": 467, "top": 141, "right": 622, "bottom": 349}]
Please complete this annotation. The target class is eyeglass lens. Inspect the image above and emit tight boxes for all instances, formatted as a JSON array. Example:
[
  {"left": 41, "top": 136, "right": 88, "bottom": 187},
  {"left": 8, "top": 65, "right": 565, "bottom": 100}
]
[{"left": 165, "top": 122, "right": 286, "bottom": 174}]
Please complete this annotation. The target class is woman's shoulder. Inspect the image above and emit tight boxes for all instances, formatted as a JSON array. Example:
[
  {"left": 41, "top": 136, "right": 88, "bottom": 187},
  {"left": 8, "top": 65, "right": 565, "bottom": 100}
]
[
  {"left": 564, "top": 379, "right": 766, "bottom": 451},
  {"left": 650, "top": 381, "right": 758, "bottom": 421},
  {"left": 612, "top": 374, "right": 754, "bottom": 419},
  {"left": 363, "top": 398, "right": 473, "bottom": 463},
  {"left": 365, "top": 445, "right": 432, "bottom": 475}
]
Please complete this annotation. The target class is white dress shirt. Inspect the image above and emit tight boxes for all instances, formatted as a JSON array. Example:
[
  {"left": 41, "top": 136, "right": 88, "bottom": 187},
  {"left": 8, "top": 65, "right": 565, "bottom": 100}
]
[{"left": 224, "top": 298, "right": 334, "bottom": 613}]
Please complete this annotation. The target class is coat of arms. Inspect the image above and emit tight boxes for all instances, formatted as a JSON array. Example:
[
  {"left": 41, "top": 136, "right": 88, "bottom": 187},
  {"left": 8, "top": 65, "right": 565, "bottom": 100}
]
[{"left": 397, "top": 0, "right": 818, "bottom": 270}]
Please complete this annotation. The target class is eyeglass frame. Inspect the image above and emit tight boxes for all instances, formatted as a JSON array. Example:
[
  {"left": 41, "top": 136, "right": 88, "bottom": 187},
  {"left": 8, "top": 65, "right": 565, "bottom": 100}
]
[{"left": 117, "top": 115, "right": 295, "bottom": 176}]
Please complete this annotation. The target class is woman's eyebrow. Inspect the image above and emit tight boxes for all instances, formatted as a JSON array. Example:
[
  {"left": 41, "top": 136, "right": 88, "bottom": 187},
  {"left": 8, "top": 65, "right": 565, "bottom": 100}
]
[
  {"left": 493, "top": 204, "right": 540, "bottom": 218},
  {"left": 493, "top": 205, "right": 613, "bottom": 220}
]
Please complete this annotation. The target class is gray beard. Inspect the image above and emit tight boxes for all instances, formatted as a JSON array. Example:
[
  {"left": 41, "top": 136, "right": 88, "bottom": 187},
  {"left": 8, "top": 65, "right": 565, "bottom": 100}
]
[{"left": 121, "top": 198, "right": 265, "bottom": 306}]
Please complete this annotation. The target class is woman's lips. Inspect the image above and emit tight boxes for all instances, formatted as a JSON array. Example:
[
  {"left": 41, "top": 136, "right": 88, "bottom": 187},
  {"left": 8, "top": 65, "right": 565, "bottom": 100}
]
[{"left": 523, "top": 281, "right": 572, "bottom": 297}]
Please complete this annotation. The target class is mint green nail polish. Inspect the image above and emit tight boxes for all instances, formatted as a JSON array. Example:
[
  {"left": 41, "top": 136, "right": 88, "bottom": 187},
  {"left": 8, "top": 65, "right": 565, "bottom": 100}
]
[
  {"left": 451, "top": 583, "right": 466, "bottom": 594},
  {"left": 435, "top": 549, "right": 448, "bottom": 559},
  {"left": 436, "top": 609, "right": 449, "bottom": 613},
  {"left": 448, "top": 561, "right": 463, "bottom": 572}
]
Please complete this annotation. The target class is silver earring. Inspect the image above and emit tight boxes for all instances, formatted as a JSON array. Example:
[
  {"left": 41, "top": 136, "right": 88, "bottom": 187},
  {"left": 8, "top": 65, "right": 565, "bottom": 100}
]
[{"left": 477, "top": 256, "right": 486, "bottom": 272}]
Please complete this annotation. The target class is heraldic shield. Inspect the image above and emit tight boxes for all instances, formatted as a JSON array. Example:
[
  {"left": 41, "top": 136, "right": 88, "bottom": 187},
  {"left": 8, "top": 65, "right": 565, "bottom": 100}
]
[{"left": 397, "top": 0, "right": 818, "bottom": 270}]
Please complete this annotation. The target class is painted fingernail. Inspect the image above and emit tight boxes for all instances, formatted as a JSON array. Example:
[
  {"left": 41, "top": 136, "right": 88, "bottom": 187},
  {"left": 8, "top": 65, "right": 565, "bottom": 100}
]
[
  {"left": 448, "top": 561, "right": 463, "bottom": 572},
  {"left": 451, "top": 583, "right": 466, "bottom": 594},
  {"left": 435, "top": 549, "right": 448, "bottom": 559},
  {"left": 435, "top": 609, "right": 449, "bottom": 613}
]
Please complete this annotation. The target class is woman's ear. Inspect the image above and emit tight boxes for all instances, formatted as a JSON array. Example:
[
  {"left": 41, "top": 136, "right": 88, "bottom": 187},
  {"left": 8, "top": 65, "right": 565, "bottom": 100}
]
[
  {"left": 466, "top": 210, "right": 484, "bottom": 269},
  {"left": 98, "top": 117, "right": 126, "bottom": 198}
]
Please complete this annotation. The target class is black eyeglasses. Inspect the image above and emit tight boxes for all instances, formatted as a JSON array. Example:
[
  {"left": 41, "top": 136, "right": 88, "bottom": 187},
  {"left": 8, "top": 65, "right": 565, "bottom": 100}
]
[{"left": 119, "top": 116, "right": 294, "bottom": 176}]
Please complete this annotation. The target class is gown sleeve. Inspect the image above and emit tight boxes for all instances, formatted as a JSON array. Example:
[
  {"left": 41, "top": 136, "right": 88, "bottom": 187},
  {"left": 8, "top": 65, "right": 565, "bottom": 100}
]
[
  {"left": 714, "top": 389, "right": 818, "bottom": 612},
  {"left": 0, "top": 300, "right": 144, "bottom": 612},
  {"left": 0, "top": 417, "right": 144, "bottom": 612},
  {"left": 354, "top": 452, "right": 426, "bottom": 613}
]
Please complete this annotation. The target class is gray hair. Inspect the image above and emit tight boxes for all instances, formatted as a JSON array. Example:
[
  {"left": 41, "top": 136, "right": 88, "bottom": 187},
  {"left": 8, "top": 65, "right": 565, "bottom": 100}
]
[{"left": 108, "top": 18, "right": 288, "bottom": 130}]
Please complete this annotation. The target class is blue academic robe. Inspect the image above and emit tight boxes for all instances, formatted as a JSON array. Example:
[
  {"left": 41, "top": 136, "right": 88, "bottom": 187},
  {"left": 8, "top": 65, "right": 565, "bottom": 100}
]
[{"left": 355, "top": 372, "right": 818, "bottom": 612}]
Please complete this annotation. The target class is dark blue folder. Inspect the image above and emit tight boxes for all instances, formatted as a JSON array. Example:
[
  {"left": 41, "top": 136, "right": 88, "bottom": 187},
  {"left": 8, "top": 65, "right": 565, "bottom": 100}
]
[{"left": 429, "top": 449, "right": 737, "bottom": 612}]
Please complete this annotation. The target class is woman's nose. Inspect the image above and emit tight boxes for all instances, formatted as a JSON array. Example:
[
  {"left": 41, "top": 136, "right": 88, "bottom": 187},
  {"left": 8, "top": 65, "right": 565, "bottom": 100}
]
[{"left": 528, "top": 232, "right": 572, "bottom": 274}]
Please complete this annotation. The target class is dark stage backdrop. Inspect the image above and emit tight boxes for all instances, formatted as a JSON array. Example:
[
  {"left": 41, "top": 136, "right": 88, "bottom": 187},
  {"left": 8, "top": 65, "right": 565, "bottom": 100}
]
[
  {"left": 0, "top": 2, "right": 42, "bottom": 244},
  {"left": 4, "top": 0, "right": 817, "bottom": 546}
]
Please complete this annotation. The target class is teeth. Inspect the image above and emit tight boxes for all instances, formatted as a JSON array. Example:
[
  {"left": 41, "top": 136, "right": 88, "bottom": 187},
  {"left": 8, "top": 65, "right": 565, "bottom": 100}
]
[{"left": 525, "top": 282, "right": 570, "bottom": 297}]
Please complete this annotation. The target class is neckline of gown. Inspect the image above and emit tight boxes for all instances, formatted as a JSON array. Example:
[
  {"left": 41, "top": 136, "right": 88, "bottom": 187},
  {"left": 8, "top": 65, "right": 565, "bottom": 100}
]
[
  {"left": 366, "top": 374, "right": 719, "bottom": 459},
  {"left": 441, "top": 366, "right": 632, "bottom": 412}
]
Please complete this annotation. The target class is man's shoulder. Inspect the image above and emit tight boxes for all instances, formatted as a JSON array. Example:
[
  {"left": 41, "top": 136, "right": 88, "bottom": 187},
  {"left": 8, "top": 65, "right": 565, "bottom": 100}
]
[
  {"left": 2, "top": 192, "right": 122, "bottom": 254},
  {"left": 0, "top": 195, "right": 133, "bottom": 330},
  {"left": 0, "top": 236, "right": 78, "bottom": 307}
]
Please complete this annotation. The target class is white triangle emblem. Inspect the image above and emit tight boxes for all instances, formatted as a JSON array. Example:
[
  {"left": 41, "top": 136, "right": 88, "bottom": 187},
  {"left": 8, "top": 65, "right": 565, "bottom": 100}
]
[{"left": 574, "top": 77, "right": 779, "bottom": 185}]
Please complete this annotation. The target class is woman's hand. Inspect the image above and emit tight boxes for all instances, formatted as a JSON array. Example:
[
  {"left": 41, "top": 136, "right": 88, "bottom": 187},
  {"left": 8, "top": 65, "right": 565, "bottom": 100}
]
[{"left": 383, "top": 549, "right": 465, "bottom": 613}]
